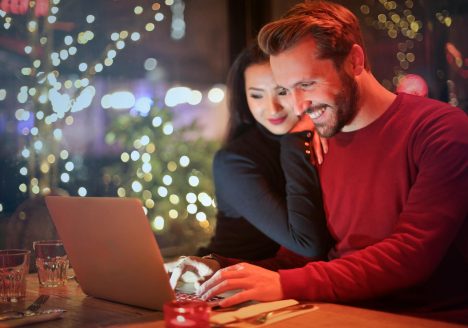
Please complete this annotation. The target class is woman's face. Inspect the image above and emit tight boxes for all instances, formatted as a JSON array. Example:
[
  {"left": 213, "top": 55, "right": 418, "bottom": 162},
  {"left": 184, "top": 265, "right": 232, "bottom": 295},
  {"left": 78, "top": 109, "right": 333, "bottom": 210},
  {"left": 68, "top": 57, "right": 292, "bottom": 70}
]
[{"left": 244, "top": 62, "right": 298, "bottom": 135}]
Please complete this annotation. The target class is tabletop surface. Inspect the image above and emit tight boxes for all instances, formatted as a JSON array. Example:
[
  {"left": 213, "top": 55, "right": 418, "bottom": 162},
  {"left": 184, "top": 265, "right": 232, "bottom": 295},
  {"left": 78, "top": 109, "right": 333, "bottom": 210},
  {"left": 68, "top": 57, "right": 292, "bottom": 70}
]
[{"left": 0, "top": 274, "right": 465, "bottom": 328}]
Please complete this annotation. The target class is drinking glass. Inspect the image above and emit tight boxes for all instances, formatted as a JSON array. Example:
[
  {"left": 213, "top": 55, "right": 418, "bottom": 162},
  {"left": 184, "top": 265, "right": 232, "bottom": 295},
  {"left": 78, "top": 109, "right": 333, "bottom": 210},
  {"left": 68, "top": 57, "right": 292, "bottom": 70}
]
[
  {"left": 0, "top": 249, "right": 30, "bottom": 303},
  {"left": 33, "top": 240, "right": 69, "bottom": 287}
]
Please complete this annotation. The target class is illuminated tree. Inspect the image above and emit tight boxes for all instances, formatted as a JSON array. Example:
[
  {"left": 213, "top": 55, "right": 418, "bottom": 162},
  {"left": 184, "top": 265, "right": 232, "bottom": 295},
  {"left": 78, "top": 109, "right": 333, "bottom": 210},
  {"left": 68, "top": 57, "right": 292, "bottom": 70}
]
[
  {"left": 0, "top": 0, "right": 169, "bottom": 198},
  {"left": 102, "top": 102, "right": 219, "bottom": 251}
]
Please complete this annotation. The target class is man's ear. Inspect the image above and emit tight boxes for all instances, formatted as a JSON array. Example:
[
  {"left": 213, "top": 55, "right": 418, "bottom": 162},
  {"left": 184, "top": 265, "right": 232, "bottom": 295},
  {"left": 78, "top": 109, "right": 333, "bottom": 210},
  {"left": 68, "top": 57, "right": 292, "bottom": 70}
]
[{"left": 346, "top": 44, "right": 365, "bottom": 76}]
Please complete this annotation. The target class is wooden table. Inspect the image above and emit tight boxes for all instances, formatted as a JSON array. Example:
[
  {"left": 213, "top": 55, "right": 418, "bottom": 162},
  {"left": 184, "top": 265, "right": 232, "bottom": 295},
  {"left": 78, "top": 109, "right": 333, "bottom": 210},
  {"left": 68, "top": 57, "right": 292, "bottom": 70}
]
[{"left": 1, "top": 274, "right": 465, "bottom": 327}]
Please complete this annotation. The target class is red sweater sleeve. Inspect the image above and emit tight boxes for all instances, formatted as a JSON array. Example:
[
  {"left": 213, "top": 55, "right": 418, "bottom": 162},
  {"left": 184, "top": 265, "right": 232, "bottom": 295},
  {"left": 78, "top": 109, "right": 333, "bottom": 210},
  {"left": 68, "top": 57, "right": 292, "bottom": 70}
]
[
  {"left": 215, "top": 246, "right": 313, "bottom": 271},
  {"left": 279, "top": 107, "right": 468, "bottom": 302}
]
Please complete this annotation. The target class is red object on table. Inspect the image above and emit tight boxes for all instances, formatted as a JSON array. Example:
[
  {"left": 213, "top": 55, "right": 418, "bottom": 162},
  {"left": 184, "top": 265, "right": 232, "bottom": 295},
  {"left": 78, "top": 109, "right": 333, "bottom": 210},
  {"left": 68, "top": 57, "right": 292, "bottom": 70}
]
[{"left": 163, "top": 300, "right": 210, "bottom": 328}]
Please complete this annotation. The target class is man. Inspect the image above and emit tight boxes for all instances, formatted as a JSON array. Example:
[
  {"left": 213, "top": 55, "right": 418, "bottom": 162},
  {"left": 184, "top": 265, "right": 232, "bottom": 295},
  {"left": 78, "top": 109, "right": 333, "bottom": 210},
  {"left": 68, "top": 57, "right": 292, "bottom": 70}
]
[{"left": 170, "top": 0, "right": 468, "bottom": 316}]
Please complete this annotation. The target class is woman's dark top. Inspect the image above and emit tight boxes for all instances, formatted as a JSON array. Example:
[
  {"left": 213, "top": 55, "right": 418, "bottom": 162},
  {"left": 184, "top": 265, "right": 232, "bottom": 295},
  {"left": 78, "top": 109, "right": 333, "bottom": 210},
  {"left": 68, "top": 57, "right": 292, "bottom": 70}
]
[{"left": 197, "top": 124, "right": 333, "bottom": 259}]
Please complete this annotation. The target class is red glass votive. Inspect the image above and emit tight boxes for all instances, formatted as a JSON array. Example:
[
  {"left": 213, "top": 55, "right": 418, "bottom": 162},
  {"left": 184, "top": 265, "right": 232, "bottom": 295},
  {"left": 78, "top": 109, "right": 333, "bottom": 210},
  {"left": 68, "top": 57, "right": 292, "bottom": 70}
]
[{"left": 163, "top": 300, "right": 210, "bottom": 328}]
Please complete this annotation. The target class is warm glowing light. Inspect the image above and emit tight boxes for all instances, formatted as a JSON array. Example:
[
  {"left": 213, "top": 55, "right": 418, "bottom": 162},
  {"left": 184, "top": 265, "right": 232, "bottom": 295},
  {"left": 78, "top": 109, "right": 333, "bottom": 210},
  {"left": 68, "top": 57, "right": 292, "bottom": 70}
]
[
  {"left": 53, "top": 129, "right": 63, "bottom": 140},
  {"left": 40, "top": 162, "right": 50, "bottom": 173},
  {"left": 187, "top": 204, "right": 197, "bottom": 214},
  {"left": 169, "top": 194, "right": 180, "bottom": 204},
  {"left": 162, "top": 175, "right": 173, "bottom": 185},
  {"left": 131, "top": 32, "right": 141, "bottom": 41},
  {"left": 78, "top": 63, "right": 87, "bottom": 72},
  {"left": 131, "top": 151, "right": 140, "bottom": 161},
  {"left": 142, "top": 162, "right": 152, "bottom": 173},
  {"left": 153, "top": 216, "right": 164, "bottom": 230},
  {"left": 167, "top": 161, "right": 177, "bottom": 172},
  {"left": 186, "top": 193, "right": 196, "bottom": 203},
  {"left": 60, "top": 150, "right": 69, "bottom": 160},
  {"left": 34, "top": 140, "right": 43, "bottom": 151},
  {"left": 47, "top": 154, "right": 56, "bottom": 164},
  {"left": 198, "top": 192, "right": 212, "bottom": 207},
  {"left": 65, "top": 161, "right": 74, "bottom": 171},
  {"left": 141, "top": 153, "right": 151, "bottom": 162},
  {"left": 164, "top": 86, "right": 191, "bottom": 107},
  {"left": 135, "top": 97, "right": 153, "bottom": 115},
  {"left": 145, "top": 23, "right": 155, "bottom": 32},
  {"left": 179, "top": 156, "right": 190, "bottom": 167},
  {"left": 169, "top": 209, "right": 178, "bottom": 219},
  {"left": 163, "top": 123, "right": 173, "bottom": 135},
  {"left": 61, "top": 173, "right": 70, "bottom": 182},
  {"left": 152, "top": 116, "right": 162, "bottom": 127},
  {"left": 22, "top": 148, "right": 30, "bottom": 158},
  {"left": 188, "top": 176, "right": 200, "bottom": 187},
  {"left": 196, "top": 212, "right": 207, "bottom": 222},
  {"left": 120, "top": 152, "right": 130, "bottom": 163},
  {"left": 134, "top": 6, "right": 143, "bottom": 14},
  {"left": 116, "top": 40, "right": 125, "bottom": 49},
  {"left": 208, "top": 87, "right": 225, "bottom": 103},
  {"left": 103, "top": 91, "right": 136, "bottom": 110},
  {"left": 154, "top": 13, "right": 164, "bottom": 21},
  {"left": 132, "top": 181, "right": 143, "bottom": 192},
  {"left": 188, "top": 90, "right": 202, "bottom": 105},
  {"left": 158, "top": 186, "right": 168, "bottom": 197},
  {"left": 145, "top": 199, "right": 155, "bottom": 208},
  {"left": 144, "top": 58, "right": 157, "bottom": 71},
  {"left": 19, "top": 183, "right": 27, "bottom": 193},
  {"left": 117, "top": 188, "right": 126, "bottom": 197}
]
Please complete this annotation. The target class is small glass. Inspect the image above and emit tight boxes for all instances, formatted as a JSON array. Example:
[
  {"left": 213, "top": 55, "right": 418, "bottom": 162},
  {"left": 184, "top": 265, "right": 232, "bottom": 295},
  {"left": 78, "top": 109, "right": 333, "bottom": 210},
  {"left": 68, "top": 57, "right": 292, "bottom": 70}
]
[
  {"left": 0, "top": 249, "right": 30, "bottom": 303},
  {"left": 33, "top": 240, "right": 69, "bottom": 287},
  {"left": 164, "top": 300, "right": 210, "bottom": 328}
]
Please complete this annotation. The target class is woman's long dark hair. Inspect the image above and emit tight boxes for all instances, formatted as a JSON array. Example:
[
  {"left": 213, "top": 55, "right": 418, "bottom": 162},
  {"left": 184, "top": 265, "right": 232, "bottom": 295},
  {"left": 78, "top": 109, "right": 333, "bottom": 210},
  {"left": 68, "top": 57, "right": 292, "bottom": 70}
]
[{"left": 224, "top": 43, "right": 269, "bottom": 145}]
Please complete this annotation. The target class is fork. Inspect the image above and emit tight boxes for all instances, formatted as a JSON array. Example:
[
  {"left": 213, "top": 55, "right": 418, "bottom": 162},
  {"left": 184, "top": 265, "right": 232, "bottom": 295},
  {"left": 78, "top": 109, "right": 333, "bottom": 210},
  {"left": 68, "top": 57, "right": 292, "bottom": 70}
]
[
  {"left": 0, "top": 295, "right": 50, "bottom": 321},
  {"left": 24, "top": 295, "right": 50, "bottom": 315},
  {"left": 246, "top": 303, "right": 314, "bottom": 324},
  {"left": 210, "top": 303, "right": 315, "bottom": 327}
]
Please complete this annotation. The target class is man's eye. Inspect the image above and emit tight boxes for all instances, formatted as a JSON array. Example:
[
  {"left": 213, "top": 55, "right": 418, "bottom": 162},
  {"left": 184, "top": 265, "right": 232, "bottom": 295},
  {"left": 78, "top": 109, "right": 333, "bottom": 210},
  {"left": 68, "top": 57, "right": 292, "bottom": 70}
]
[{"left": 301, "top": 82, "right": 314, "bottom": 89}]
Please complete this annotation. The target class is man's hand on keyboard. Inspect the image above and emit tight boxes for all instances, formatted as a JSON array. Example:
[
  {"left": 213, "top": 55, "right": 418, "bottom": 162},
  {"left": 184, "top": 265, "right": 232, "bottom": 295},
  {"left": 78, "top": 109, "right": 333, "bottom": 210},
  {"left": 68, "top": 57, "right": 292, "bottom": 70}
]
[{"left": 168, "top": 256, "right": 221, "bottom": 290}]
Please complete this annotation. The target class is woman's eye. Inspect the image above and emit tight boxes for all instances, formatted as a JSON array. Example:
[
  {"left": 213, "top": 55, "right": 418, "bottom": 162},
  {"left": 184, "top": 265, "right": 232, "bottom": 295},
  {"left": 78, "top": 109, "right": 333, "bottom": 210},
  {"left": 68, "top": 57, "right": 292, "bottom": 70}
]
[
  {"left": 249, "top": 94, "right": 263, "bottom": 99},
  {"left": 277, "top": 88, "right": 288, "bottom": 96}
]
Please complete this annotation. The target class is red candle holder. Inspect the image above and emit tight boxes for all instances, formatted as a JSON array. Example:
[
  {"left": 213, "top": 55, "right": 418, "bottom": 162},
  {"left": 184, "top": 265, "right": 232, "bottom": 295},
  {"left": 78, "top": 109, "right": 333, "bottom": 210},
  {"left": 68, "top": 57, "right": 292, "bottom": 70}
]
[{"left": 163, "top": 300, "right": 210, "bottom": 328}]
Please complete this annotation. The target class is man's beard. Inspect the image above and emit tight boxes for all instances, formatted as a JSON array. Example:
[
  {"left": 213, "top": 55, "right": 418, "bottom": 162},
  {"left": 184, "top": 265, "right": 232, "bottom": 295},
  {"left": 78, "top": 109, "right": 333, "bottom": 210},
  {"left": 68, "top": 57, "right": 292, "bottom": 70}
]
[{"left": 314, "top": 71, "right": 359, "bottom": 138}]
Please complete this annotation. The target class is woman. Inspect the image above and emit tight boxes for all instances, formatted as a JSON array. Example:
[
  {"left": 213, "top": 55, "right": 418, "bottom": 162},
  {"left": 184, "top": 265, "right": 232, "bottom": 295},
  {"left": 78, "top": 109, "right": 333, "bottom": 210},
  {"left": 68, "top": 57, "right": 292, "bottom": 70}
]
[{"left": 196, "top": 43, "right": 333, "bottom": 260}]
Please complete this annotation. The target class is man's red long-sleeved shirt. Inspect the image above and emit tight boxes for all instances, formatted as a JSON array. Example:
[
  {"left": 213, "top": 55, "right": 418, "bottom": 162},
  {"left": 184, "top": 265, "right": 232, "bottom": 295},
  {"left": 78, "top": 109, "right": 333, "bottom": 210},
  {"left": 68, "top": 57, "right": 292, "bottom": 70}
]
[{"left": 218, "top": 93, "right": 468, "bottom": 310}]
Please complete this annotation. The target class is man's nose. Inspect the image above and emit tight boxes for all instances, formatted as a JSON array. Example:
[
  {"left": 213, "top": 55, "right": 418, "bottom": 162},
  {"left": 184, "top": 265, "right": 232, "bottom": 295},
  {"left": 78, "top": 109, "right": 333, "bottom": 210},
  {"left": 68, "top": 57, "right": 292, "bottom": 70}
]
[{"left": 292, "top": 90, "right": 311, "bottom": 116}]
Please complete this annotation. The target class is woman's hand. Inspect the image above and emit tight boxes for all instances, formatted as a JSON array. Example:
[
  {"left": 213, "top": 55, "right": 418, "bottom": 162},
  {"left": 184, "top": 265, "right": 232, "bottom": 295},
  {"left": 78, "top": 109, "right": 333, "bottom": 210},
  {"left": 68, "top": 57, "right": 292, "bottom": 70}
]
[{"left": 290, "top": 115, "right": 328, "bottom": 165}]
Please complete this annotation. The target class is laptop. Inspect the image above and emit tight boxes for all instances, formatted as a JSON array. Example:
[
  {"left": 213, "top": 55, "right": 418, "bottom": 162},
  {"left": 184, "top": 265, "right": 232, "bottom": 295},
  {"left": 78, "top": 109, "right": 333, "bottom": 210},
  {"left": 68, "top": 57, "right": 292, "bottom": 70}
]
[{"left": 45, "top": 196, "right": 216, "bottom": 311}]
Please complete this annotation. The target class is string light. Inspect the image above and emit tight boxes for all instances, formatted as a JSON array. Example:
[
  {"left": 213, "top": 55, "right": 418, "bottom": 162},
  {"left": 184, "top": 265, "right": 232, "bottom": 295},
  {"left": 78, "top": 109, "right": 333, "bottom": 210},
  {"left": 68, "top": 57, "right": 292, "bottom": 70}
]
[{"left": 361, "top": 0, "right": 424, "bottom": 87}]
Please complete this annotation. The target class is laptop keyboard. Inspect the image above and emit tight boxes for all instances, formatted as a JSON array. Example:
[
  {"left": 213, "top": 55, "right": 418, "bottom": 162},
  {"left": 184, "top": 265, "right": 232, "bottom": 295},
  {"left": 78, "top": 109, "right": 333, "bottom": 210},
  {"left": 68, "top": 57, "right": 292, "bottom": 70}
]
[{"left": 175, "top": 291, "right": 223, "bottom": 305}]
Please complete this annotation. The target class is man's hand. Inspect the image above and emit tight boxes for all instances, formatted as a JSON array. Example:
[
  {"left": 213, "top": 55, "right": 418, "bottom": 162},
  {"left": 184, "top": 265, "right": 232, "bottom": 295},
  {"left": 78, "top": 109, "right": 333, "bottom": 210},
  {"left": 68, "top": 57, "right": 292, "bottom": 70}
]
[
  {"left": 197, "top": 263, "right": 283, "bottom": 307},
  {"left": 166, "top": 256, "right": 221, "bottom": 290},
  {"left": 290, "top": 114, "right": 328, "bottom": 165}
]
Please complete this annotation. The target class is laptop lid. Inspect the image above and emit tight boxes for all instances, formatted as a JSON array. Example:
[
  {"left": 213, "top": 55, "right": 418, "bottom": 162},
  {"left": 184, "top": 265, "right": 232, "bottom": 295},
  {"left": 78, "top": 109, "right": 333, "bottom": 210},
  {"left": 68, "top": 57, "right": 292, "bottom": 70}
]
[{"left": 45, "top": 196, "right": 175, "bottom": 311}]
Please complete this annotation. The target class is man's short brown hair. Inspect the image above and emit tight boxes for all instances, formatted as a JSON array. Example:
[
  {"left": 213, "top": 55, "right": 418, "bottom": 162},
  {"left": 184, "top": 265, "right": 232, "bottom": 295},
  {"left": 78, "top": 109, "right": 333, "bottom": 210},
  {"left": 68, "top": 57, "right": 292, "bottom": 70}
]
[{"left": 258, "top": 0, "right": 369, "bottom": 70}]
